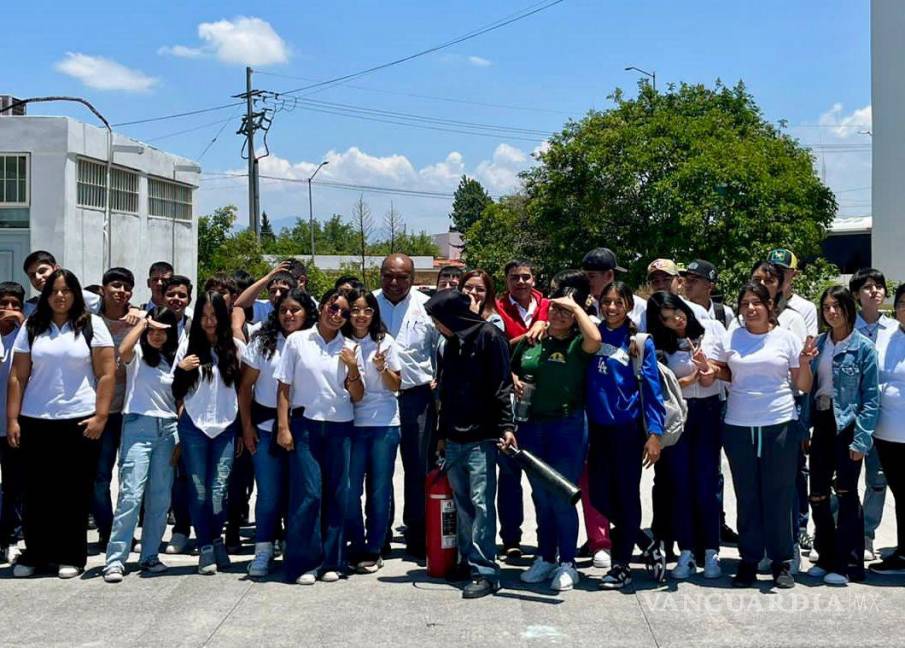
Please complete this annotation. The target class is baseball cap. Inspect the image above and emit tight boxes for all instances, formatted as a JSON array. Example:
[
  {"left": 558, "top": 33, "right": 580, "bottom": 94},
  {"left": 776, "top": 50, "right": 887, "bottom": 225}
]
[
  {"left": 581, "top": 248, "right": 626, "bottom": 273},
  {"left": 681, "top": 259, "right": 718, "bottom": 283},
  {"left": 647, "top": 259, "right": 679, "bottom": 277},
  {"left": 768, "top": 248, "right": 799, "bottom": 270}
]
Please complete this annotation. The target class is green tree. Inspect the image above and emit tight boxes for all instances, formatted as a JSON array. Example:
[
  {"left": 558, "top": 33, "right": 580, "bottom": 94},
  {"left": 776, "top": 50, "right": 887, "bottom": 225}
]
[
  {"left": 450, "top": 175, "right": 493, "bottom": 234},
  {"left": 198, "top": 205, "right": 239, "bottom": 279},
  {"left": 260, "top": 211, "right": 275, "bottom": 246},
  {"left": 466, "top": 81, "right": 838, "bottom": 297}
]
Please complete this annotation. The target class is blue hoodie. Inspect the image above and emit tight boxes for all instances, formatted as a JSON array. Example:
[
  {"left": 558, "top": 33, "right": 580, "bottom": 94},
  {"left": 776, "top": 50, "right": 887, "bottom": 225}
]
[{"left": 585, "top": 322, "right": 666, "bottom": 434}]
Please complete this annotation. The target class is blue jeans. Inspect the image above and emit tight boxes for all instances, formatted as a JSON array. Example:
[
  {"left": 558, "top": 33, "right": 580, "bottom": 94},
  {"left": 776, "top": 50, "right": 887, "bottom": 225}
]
[
  {"left": 445, "top": 439, "right": 500, "bottom": 580},
  {"left": 863, "top": 444, "right": 887, "bottom": 540},
  {"left": 284, "top": 417, "right": 352, "bottom": 580},
  {"left": 93, "top": 413, "right": 123, "bottom": 541},
  {"left": 251, "top": 428, "right": 288, "bottom": 544},
  {"left": 496, "top": 452, "right": 524, "bottom": 548},
  {"left": 178, "top": 413, "right": 236, "bottom": 547},
  {"left": 347, "top": 425, "right": 400, "bottom": 559},
  {"left": 517, "top": 413, "right": 586, "bottom": 564},
  {"left": 106, "top": 414, "right": 177, "bottom": 569}
]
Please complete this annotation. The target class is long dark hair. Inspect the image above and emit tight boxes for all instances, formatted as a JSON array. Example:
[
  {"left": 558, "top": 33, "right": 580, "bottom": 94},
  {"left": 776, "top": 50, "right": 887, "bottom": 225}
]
[
  {"left": 819, "top": 285, "right": 857, "bottom": 334},
  {"left": 459, "top": 269, "right": 498, "bottom": 320},
  {"left": 140, "top": 307, "right": 180, "bottom": 368},
  {"left": 342, "top": 288, "right": 387, "bottom": 342},
  {"left": 600, "top": 280, "right": 637, "bottom": 334},
  {"left": 750, "top": 260, "right": 788, "bottom": 313},
  {"left": 252, "top": 288, "right": 317, "bottom": 360},
  {"left": 646, "top": 291, "right": 706, "bottom": 354},
  {"left": 735, "top": 281, "right": 779, "bottom": 328},
  {"left": 26, "top": 268, "right": 90, "bottom": 342},
  {"left": 173, "top": 290, "right": 240, "bottom": 400},
  {"left": 549, "top": 269, "right": 593, "bottom": 314}
]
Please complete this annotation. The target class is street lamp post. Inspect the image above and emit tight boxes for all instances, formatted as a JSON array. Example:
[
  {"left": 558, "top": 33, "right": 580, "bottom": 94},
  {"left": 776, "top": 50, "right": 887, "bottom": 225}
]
[
  {"left": 307, "top": 161, "right": 329, "bottom": 264},
  {"left": 625, "top": 66, "right": 656, "bottom": 92}
]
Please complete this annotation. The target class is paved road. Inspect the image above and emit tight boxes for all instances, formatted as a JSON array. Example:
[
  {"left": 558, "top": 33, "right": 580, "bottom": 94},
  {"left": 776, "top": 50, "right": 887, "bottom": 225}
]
[{"left": 0, "top": 454, "right": 902, "bottom": 648}]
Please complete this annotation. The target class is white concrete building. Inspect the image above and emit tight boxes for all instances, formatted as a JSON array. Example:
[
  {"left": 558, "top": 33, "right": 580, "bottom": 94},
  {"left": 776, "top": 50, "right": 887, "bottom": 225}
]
[
  {"left": 871, "top": 1, "right": 905, "bottom": 282},
  {"left": 0, "top": 111, "right": 200, "bottom": 303}
]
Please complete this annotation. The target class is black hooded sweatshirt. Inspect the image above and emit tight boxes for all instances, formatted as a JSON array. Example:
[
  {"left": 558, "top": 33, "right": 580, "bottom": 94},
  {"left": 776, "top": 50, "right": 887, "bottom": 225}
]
[{"left": 425, "top": 290, "right": 515, "bottom": 444}]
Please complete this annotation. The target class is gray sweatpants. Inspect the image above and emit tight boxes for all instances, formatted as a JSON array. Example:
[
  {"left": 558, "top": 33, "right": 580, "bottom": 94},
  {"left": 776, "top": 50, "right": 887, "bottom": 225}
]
[{"left": 724, "top": 422, "right": 798, "bottom": 565}]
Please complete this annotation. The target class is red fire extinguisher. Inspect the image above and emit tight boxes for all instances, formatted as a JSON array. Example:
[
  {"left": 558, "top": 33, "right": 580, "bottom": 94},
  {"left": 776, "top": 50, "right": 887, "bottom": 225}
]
[{"left": 425, "top": 466, "right": 458, "bottom": 578}]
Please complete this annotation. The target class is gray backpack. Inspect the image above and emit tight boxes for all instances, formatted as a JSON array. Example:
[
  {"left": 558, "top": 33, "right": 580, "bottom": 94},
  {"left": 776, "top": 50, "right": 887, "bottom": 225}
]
[{"left": 631, "top": 333, "right": 688, "bottom": 448}]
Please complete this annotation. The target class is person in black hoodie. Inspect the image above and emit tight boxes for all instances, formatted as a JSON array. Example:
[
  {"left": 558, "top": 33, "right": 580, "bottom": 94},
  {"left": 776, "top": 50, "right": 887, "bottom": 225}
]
[{"left": 425, "top": 290, "right": 516, "bottom": 599}]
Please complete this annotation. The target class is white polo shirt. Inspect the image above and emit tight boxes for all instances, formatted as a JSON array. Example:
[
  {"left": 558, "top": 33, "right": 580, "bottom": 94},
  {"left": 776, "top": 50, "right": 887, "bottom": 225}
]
[
  {"left": 173, "top": 337, "right": 244, "bottom": 438},
  {"left": 875, "top": 326, "right": 905, "bottom": 443},
  {"left": 374, "top": 289, "right": 437, "bottom": 390},
  {"left": 123, "top": 345, "right": 177, "bottom": 419},
  {"left": 348, "top": 332, "right": 402, "bottom": 427},
  {"left": 241, "top": 332, "right": 286, "bottom": 432},
  {"left": 856, "top": 313, "right": 895, "bottom": 345},
  {"left": 274, "top": 327, "right": 354, "bottom": 422},
  {"left": 13, "top": 314, "right": 114, "bottom": 420}
]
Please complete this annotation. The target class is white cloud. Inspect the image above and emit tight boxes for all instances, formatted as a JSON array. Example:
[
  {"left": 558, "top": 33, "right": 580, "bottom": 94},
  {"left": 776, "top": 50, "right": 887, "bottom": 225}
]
[
  {"left": 818, "top": 103, "right": 872, "bottom": 138},
  {"left": 467, "top": 55, "right": 493, "bottom": 67},
  {"left": 160, "top": 16, "right": 289, "bottom": 66},
  {"left": 55, "top": 52, "right": 158, "bottom": 92},
  {"left": 210, "top": 143, "right": 539, "bottom": 232},
  {"left": 157, "top": 45, "right": 204, "bottom": 59}
]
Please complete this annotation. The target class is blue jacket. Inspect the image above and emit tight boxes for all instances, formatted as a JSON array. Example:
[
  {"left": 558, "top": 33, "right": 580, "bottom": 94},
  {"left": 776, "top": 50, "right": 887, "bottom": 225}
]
[
  {"left": 802, "top": 329, "right": 880, "bottom": 455},
  {"left": 585, "top": 323, "right": 666, "bottom": 434}
]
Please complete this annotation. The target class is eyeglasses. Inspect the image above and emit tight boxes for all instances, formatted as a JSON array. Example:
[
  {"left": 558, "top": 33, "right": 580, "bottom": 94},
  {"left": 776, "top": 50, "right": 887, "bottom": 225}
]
[
  {"left": 351, "top": 307, "right": 375, "bottom": 317},
  {"left": 327, "top": 303, "right": 351, "bottom": 319}
]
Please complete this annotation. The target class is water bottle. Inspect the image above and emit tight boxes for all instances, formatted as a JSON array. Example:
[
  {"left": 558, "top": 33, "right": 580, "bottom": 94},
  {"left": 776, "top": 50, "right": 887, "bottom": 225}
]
[{"left": 514, "top": 375, "right": 536, "bottom": 422}]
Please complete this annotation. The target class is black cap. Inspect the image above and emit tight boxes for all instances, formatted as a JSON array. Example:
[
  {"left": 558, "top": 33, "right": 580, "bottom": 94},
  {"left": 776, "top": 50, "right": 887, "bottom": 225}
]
[
  {"left": 681, "top": 259, "right": 718, "bottom": 283},
  {"left": 581, "top": 248, "right": 626, "bottom": 273}
]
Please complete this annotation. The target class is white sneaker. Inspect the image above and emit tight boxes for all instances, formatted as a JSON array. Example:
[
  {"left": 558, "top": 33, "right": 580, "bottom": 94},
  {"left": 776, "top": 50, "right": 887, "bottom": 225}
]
[
  {"left": 824, "top": 572, "right": 849, "bottom": 586},
  {"left": 58, "top": 565, "right": 80, "bottom": 579},
  {"left": 551, "top": 562, "right": 579, "bottom": 591},
  {"left": 520, "top": 557, "right": 557, "bottom": 584},
  {"left": 757, "top": 556, "right": 771, "bottom": 572},
  {"left": 103, "top": 565, "right": 124, "bottom": 583},
  {"left": 670, "top": 550, "right": 696, "bottom": 580},
  {"left": 296, "top": 569, "right": 317, "bottom": 585},
  {"left": 247, "top": 543, "right": 273, "bottom": 577},
  {"left": 320, "top": 570, "right": 341, "bottom": 582},
  {"left": 13, "top": 563, "right": 35, "bottom": 578},
  {"left": 790, "top": 544, "right": 801, "bottom": 575},
  {"left": 165, "top": 532, "right": 189, "bottom": 555},
  {"left": 703, "top": 550, "right": 721, "bottom": 579},
  {"left": 592, "top": 549, "right": 612, "bottom": 569},
  {"left": 864, "top": 537, "right": 876, "bottom": 562},
  {"left": 807, "top": 564, "right": 828, "bottom": 578},
  {"left": 133, "top": 542, "right": 142, "bottom": 554}
]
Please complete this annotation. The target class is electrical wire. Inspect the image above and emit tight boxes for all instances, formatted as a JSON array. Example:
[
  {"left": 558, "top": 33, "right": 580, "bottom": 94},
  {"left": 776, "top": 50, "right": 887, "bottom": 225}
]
[
  {"left": 275, "top": 0, "right": 566, "bottom": 97},
  {"left": 111, "top": 102, "right": 244, "bottom": 127}
]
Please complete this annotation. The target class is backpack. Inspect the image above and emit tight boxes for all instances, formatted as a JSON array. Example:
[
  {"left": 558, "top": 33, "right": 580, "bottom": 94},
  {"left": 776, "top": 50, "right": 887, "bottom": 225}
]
[
  {"left": 631, "top": 333, "right": 687, "bottom": 448},
  {"left": 713, "top": 301, "right": 729, "bottom": 330}
]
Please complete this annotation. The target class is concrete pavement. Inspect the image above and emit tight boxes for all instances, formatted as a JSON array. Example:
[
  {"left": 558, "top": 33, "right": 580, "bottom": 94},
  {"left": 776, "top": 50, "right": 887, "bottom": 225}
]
[{"left": 0, "top": 454, "right": 902, "bottom": 648}]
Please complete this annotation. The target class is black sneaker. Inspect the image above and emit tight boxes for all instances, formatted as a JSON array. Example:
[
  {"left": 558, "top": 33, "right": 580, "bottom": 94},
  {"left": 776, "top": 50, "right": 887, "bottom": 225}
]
[
  {"left": 869, "top": 553, "right": 905, "bottom": 575},
  {"left": 462, "top": 577, "right": 501, "bottom": 599},
  {"left": 798, "top": 529, "right": 814, "bottom": 556},
  {"left": 225, "top": 527, "right": 242, "bottom": 554},
  {"left": 772, "top": 561, "right": 795, "bottom": 589},
  {"left": 577, "top": 541, "right": 592, "bottom": 559},
  {"left": 732, "top": 561, "right": 757, "bottom": 588},
  {"left": 720, "top": 523, "right": 739, "bottom": 545},
  {"left": 600, "top": 564, "right": 632, "bottom": 590},
  {"left": 642, "top": 540, "right": 667, "bottom": 583}
]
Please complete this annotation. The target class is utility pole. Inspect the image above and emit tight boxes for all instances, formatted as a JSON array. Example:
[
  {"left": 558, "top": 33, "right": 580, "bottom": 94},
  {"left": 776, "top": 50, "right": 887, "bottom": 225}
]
[{"left": 235, "top": 67, "right": 263, "bottom": 237}]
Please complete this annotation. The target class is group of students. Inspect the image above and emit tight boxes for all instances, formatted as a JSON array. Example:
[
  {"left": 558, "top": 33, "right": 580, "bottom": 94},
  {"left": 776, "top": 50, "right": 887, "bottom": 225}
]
[{"left": 0, "top": 245, "right": 903, "bottom": 600}]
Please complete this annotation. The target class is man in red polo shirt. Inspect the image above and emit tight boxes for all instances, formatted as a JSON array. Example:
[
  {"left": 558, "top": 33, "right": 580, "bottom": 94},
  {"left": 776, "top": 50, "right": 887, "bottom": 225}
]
[
  {"left": 492, "top": 259, "right": 550, "bottom": 559},
  {"left": 496, "top": 260, "right": 550, "bottom": 348}
]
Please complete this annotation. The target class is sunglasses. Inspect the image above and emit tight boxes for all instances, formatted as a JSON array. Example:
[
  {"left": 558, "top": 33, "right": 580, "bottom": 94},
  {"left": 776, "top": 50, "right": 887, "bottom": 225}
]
[{"left": 327, "top": 303, "right": 351, "bottom": 319}]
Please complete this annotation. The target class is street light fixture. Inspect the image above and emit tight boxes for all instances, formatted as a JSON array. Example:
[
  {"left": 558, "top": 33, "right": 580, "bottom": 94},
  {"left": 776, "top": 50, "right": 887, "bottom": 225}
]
[
  {"left": 625, "top": 66, "right": 656, "bottom": 92},
  {"left": 308, "top": 161, "right": 329, "bottom": 263}
]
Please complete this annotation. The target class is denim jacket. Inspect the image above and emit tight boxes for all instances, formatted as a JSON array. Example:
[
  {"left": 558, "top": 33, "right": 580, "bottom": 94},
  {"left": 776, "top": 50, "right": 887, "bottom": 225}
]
[{"left": 802, "top": 330, "right": 880, "bottom": 454}]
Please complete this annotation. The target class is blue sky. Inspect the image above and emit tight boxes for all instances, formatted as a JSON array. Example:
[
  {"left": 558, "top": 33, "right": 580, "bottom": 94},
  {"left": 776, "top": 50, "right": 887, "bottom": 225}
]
[{"left": 5, "top": 0, "right": 872, "bottom": 235}]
